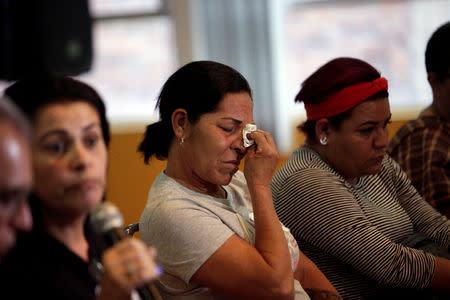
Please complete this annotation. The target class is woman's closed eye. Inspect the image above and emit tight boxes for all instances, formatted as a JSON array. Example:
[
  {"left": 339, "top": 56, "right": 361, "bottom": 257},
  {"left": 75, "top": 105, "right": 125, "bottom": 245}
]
[
  {"left": 219, "top": 125, "right": 234, "bottom": 133},
  {"left": 360, "top": 122, "right": 390, "bottom": 136},
  {"left": 360, "top": 127, "right": 375, "bottom": 135}
]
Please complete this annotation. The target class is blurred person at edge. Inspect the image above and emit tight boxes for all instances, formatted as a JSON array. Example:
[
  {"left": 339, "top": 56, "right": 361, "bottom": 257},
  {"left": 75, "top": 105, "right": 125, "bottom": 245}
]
[
  {"left": 0, "top": 76, "right": 160, "bottom": 300},
  {"left": 389, "top": 21, "right": 450, "bottom": 217},
  {"left": 138, "top": 60, "right": 340, "bottom": 300},
  {"left": 0, "top": 96, "right": 33, "bottom": 261},
  {"left": 271, "top": 57, "right": 450, "bottom": 299}
]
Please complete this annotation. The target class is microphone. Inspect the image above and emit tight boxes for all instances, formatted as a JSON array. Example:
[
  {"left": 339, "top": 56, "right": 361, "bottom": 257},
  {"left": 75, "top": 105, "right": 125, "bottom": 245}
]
[{"left": 90, "top": 202, "right": 155, "bottom": 300}]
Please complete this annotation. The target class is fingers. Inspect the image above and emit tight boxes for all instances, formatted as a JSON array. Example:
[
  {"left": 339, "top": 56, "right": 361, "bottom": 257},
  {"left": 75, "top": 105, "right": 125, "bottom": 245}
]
[
  {"left": 243, "top": 129, "right": 279, "bottom": 188},
  {"left": 247, "top": 130, "right": 278, "bottom": 157},
  {"left": 101, "top": 238, "right": 161, "bottom": 293}
]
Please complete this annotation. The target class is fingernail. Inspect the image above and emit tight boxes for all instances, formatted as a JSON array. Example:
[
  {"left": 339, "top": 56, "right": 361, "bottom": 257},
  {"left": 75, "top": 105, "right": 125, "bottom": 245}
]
[{"left": 156, "top": 265, "right": 163, "bottom": 276}]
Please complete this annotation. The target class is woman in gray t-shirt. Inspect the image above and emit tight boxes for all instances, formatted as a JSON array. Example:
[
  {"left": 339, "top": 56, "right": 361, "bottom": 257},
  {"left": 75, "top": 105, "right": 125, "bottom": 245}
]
[{"left": 138, "top": 61, "right": 339, "bottom": 300}]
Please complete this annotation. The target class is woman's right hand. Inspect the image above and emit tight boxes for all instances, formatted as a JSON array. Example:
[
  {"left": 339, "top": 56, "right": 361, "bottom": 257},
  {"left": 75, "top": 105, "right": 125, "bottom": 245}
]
[
  {"left": 295, "top": 250, "right": 341, "bottom": 299},
  {"left": 97, "top": 238, "right": 160, "bottom": 300},
  {"left": 243, "top": 129, "right": 279, "bottom": 188}
]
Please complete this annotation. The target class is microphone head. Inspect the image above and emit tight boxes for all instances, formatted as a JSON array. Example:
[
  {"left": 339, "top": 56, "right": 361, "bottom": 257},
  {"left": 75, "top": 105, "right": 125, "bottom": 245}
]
[{"left": 90, "top": 202, "right": 124, "bottom": 233}]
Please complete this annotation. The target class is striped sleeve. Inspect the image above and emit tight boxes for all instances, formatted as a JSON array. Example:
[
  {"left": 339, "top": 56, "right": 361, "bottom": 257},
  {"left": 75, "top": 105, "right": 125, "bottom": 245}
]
[{"left": 388, "top": 156, "right": 450, "bottom": 247}]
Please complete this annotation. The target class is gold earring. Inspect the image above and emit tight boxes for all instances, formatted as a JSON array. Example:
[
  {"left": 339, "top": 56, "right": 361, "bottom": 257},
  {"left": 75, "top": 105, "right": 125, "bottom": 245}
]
[
  {"left": 180, "top": 137, "right": 185, "bottom": 146},
  {"left": 319, "top": 136, "right": 328, "bottom": 145}
]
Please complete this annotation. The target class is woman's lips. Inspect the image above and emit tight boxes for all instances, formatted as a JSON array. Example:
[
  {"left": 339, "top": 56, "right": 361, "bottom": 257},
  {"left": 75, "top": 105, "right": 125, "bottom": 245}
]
[
  {"left": 224, "top": 160, "right": 240, "bottom": 171},
  {"left": 66, "top": 179, "right": 102, "bottom": 191},
  {"left": 225, "top": 160, "right": 240, "bottom": 167}
]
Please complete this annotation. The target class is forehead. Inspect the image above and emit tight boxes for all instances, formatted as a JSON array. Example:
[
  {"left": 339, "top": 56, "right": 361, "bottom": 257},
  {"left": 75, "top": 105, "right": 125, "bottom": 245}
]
[
  {"left": 34, "top": 101, "right": 100, "bottom": 132},
  {"left": 212, "top": 92, "right": 253, "bottom": 119},
  {"left": 348, "top": 97, "right": 391, "bottom": 123}
]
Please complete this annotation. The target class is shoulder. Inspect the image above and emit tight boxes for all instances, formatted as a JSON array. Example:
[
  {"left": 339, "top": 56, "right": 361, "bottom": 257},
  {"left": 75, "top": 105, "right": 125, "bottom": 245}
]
[
  {"left": 388, "top": 113, "right": 446, "bottom": 152},
  {"left": 141, "top": 173, "right": 235, "bottom": 231},
  {"left": 144, "top": 172, "right": 205, "bottom": 212},
  {"left": 371, "top": 155, "right": 412, "bottom": 192},
  {"left": 380, "top": 154, "right": 400, "bottom": 173},
  {"left": 388, "top": 119, "right": 424, "bottom": 150},
  {"left": 272, "top": 147, "right": 342, "bottom": 194},
  {"left": 279, "top": 147, "right": 331, "bottom": 172},
  {"left": 147, "top": 172, "right": 179, "bottom": 200}
]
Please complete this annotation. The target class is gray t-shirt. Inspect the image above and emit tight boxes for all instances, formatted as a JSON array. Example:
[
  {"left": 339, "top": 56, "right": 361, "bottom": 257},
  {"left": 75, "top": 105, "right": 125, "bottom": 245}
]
[{"left": 140, "top": 171, "right": 307, "bottom": 300}]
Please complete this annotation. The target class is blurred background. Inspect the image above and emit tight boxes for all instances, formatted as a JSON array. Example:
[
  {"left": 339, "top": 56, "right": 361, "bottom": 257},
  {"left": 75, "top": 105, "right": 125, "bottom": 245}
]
[{"left": 1, "top": 0, "right": 449, "bottom": 224}]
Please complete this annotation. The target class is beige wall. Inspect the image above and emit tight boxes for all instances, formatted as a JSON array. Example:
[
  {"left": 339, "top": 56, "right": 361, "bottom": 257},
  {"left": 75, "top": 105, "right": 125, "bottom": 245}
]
[{"left": 107, "top": 120, "right": 408, "bottom": 225}]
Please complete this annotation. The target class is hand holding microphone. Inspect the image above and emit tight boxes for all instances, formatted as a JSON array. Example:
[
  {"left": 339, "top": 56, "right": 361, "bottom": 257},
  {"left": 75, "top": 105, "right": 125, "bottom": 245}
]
[{"left": 91, "top": 202, "right": 161, "bottom": 300}]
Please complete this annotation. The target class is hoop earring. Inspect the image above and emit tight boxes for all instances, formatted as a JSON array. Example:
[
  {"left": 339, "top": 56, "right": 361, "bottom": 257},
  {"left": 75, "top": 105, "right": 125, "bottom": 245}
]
[
  {"left": 179, "top": 137, "right": 185, "bottom": 146},
  {"left": 319, "top": 136, "right": 328, "bottom": 145}
]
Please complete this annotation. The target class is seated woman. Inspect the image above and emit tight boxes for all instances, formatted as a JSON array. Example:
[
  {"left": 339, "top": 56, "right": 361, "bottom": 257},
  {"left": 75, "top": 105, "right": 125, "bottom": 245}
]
[
  {"left": 0, "top": 76, "right": 160, "bottom": 299},
  {"left": 271, "top": 57, "right": 450, "bottom": 299},
  {"left": 138, "top": 60, "right": 339, "bottom": 300}
]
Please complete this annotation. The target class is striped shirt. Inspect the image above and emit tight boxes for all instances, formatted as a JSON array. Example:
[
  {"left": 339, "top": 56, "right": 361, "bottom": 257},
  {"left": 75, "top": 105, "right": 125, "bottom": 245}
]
[
  {"left": 271, "top": 147, "right": 450, "bottom": 299},
  {"left": 388, "top": 107, "right": 450, "bottom": 218}
]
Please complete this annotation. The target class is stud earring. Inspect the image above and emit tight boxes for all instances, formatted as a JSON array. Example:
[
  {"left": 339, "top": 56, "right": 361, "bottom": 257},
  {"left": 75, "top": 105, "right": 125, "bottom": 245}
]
[
  {"left": 180, "top": 137, "right": 185, "bottom": 146},
  {"left": 319, "top": 136, "right": 328, "bottom": 145}
]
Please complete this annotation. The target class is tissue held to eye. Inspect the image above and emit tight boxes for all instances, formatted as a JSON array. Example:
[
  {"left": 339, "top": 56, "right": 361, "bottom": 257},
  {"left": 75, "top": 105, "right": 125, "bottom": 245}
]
[{"left": 243, "top": 124, "right": 257, "bottom": 147}]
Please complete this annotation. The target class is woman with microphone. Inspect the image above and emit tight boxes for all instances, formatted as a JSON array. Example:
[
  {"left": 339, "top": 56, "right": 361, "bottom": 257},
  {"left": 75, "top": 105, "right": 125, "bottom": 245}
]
[{"left": 0, "top": 76, "right": 160, "bottom": 299}]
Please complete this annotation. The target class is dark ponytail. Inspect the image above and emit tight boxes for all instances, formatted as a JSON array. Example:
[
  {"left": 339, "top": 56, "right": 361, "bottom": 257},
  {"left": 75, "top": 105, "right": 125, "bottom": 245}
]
[{"left": 138, "top": 120, "right": 173, "bottom": 163}]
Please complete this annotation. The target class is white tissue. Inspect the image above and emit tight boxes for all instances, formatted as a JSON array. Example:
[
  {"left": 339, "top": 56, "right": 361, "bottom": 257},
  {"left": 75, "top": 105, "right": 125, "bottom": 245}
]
[{"left": 242, "top": 124, "right": 257, "bottom": 147}]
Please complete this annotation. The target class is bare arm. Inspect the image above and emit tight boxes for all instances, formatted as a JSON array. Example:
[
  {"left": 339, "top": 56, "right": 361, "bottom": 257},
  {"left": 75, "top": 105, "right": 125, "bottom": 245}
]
[
  {"left": 294, "top": 250, "right": 341, "bottom": 299},
  {"left": 429, "top": 256, "right": 450, "bottom": 291}
]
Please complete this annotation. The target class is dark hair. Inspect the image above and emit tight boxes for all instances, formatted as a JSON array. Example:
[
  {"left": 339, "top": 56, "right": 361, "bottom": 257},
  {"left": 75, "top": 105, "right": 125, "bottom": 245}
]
[
  {"left": 3, "top": 75, "right": 110, "bottom": 147},
  {"left": 295, "top": 57, "right": 388, "bottom": 140},
  {"left": 138, "top": 60, "right": 252, "bottom": 163},
  {"left": 425, "top": 21, "right": 450, "bottom": 81},
  {"left": 0, "top": 95, "right": 32, "bottom": 142}
]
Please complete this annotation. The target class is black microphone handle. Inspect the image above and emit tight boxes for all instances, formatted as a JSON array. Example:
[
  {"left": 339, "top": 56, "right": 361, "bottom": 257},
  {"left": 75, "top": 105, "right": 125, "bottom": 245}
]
[
  {"left": 103, "top": 228, "right": 155, "bottom": 300},
  {"left": 103, "top": 227, "right": 125, "bottom": 245},
  {"left": 136, "top": 284, "right": 155, "bottom": 300}
]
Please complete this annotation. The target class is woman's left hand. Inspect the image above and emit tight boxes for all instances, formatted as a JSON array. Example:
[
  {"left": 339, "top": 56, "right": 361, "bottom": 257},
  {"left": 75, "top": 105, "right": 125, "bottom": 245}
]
[
  {"left": 243, "top": 129, "right": 279, "bottom": 188},
  {"left": 97, "top": 238, "right": 159, "bottom": 300}
]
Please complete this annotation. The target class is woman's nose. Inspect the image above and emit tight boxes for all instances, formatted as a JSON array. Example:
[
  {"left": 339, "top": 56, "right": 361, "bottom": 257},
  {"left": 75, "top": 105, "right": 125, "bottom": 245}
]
[
  {"left": 232, "top": 135, "right": 246, "bottom": 153},
  {"left": 70, "top": 143, "right": 90, "bottom": 170},
  {"left": 374, "top": 127, "right": 389, "bottom": 149}
]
